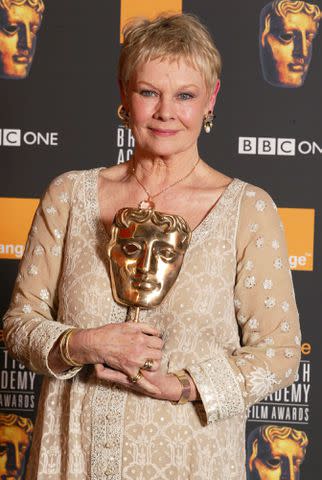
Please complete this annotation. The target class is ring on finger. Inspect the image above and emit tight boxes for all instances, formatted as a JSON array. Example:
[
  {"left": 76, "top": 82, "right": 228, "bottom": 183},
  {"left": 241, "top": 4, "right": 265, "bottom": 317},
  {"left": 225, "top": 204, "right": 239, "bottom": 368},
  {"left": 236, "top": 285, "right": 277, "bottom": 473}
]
[
  {"left": 142, "top": 359, "right": 154, "bottom": 371},
  {"left": 130, "top": 369, "right": 142, "bottom": 384}
]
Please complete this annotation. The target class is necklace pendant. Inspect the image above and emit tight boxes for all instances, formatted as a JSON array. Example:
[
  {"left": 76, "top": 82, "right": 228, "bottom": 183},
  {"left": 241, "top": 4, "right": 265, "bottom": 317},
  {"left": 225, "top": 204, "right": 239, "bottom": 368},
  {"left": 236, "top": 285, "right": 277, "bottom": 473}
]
[{"left": 138, "top": 198, "right": 155, "bottom": 210}]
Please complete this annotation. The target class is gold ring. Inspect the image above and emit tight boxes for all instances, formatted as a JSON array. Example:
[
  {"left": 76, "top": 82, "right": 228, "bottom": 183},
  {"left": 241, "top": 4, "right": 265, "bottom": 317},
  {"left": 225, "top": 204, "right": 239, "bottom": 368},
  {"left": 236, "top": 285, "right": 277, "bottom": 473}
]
[
  {"left": 130, "top": 370, "right": 142, "bottom": 384},
  {"left": 142, "top": 359, "right": 153, "bottom": 370}
]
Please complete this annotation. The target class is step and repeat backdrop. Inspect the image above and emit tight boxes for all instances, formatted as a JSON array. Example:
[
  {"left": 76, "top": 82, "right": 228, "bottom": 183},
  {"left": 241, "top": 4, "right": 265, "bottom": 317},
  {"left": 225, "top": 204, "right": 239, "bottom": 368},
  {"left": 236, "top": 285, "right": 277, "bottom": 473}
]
[{"left": 0, "top": 1, "right": 321, "bottom": 478}]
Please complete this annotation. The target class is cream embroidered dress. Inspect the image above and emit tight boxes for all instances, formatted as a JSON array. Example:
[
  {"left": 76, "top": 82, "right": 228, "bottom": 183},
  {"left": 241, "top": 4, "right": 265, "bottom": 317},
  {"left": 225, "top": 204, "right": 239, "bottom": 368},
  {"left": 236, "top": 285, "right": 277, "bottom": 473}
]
[{"left": 3, "top": 168, "right": 301, "bottom": 480}]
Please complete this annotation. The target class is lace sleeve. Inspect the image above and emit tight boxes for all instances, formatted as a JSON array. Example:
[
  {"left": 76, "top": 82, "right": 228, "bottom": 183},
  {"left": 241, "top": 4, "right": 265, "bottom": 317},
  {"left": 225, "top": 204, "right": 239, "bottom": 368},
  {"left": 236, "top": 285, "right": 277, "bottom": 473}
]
[
  {"left": 187, "top": 186, "right": 301, "bottom": 423},
  {"left": 3, "top": 171, "right": 83, "bottom": 379}
]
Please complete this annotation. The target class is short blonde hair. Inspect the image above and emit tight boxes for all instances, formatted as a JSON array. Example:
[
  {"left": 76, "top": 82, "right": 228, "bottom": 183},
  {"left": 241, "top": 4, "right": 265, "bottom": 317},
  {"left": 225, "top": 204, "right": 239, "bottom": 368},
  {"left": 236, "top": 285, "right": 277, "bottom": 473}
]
[{"left": 119, "top": 13, "right": 222, "bottom": 95}]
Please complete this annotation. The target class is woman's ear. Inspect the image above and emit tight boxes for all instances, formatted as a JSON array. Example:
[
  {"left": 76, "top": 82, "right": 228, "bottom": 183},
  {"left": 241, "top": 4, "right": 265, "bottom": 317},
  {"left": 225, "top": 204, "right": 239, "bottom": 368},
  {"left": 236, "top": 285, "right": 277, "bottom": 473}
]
[
  {"left": 119, "top": 81, "right": 129, "bottom": 110},
  {"left": 207, "top": 79, "right": 221, "bottom": 112}
]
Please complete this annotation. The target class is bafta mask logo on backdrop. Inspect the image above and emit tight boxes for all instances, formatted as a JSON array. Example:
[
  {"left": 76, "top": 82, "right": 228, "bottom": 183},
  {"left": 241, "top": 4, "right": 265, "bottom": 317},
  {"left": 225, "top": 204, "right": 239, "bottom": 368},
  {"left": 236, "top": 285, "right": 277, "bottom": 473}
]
[
  {"left": 107, "top": 207, "right": 191, "bottom": 309},
  {"left": 247, "top": 425, "right": 308, "bottom": 479},
  {"left": 0, "top": 413, "right": 33, "bottom": 479},
  {"left": 0, "top": 0, "right": 45, "bottom": 80},
  {"left": 259, "top": 0, "right": 321, "bottom": 88}
]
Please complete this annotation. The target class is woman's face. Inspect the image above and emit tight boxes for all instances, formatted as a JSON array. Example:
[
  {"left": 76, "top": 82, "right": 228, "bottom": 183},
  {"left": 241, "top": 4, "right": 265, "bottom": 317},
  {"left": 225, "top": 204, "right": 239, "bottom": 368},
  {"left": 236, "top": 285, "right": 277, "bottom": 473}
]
[{"left": 122, "top": 57, "right": 219, "bottom": 159}]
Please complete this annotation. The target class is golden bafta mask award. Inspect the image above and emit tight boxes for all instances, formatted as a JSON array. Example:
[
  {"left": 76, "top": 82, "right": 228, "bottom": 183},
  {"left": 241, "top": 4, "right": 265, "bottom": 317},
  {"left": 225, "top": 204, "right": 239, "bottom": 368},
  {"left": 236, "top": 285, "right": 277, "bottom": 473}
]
[{"left": 107, "top": 207, "right": 191, "bottom": 322}]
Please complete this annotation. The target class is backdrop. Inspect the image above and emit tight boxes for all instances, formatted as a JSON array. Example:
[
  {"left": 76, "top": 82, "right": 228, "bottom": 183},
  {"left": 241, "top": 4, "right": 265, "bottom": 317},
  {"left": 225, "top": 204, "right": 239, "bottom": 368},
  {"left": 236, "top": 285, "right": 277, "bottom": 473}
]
[{"left": 0, "top": 1, "right": 320, "bottom": 478}]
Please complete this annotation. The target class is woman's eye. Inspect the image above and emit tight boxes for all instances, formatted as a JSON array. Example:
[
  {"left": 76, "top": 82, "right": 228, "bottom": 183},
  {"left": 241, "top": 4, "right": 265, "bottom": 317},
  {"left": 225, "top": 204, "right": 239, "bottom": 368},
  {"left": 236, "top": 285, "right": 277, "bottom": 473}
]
[
  {"left": 140, "top": 90, "right": 158, "bottom": 97},
  {"left": 3, "top": 24, "right": 18, "bottom": 35},
  {"left": 122, "top": 243, "right": 141, "bottom": 256},
  {"left": 178, "top": 92, "right": 194, "bottom": 100},
  {"left": 279, "top": 33, "right": 293, "bottom": 43}
]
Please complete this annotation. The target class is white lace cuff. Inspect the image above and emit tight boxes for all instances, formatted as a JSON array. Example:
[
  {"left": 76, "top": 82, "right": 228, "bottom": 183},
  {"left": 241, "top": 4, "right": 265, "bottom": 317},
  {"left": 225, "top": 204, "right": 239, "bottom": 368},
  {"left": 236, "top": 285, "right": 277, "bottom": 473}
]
[
  {"left": 187, "top": 353, "right": 245, "bottom": 423},
  {"left": 29, "top": 322, "right": 82, "bottom": 379}
]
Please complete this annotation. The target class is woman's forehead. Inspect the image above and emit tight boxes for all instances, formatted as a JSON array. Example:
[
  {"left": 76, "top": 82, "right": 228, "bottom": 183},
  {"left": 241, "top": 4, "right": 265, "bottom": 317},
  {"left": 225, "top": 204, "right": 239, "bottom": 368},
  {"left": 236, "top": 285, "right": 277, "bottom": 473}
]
[{"left": 131, "top": 57, "right": 206, "bottom": 86}]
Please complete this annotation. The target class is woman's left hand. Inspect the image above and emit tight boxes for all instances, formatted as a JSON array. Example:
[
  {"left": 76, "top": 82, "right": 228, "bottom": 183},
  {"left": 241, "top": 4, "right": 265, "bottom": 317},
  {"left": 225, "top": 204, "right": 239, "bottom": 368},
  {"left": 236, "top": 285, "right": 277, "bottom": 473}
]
[{"left": 95, "top": 364, "right": 197, "bottom": 401}]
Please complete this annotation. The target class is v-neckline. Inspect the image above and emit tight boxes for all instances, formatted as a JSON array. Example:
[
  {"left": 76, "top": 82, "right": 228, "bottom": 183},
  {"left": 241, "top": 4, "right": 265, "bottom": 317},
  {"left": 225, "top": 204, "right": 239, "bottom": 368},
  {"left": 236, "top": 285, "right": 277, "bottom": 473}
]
[{"left": 93, "top": 167, "right": 238, "bottom": 244}]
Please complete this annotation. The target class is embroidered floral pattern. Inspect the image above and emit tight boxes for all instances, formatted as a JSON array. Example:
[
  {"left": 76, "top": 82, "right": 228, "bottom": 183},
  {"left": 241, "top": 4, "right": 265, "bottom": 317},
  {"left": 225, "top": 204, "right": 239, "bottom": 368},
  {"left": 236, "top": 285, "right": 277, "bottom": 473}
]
[
  {"left": 34, "top": 245, "right": 44, "bottom": 256},
  {"left": 246, "top": 190, "right": 256, "bottom": 197},
  {"left": 255, "top": 237, "right": 264, "bottom": 248},
  {"left": 255, "top": 200, "right": 266, "bottom": 212},
  {"left": 280, "top": 321, "right": 290, "bottom": 332},
  {"left": 284, "top": 349, "right": 294, "bottom": 358},
  {"left": 27, "top": 264, "right": 38, "bottom": 276},
  {"left": 248, "top": 366, "right": 280, "bottom": 400},
  {"left": 273, "top": 258, "right": 283, "bottom": 269},
  {"left": 40, "top": 289, "right": 49, "bottom": 301},
  {"left": 245, "top": 260, "right": 254, "bottom": 271},
  {"left": 59, "top": 192, "right": 69, "bottom": 203},
  {"left": 54, "top": 229, "right": 63, "bottom": 239},
  {"left": 46, "top": 206, "right": 57, "bottom": 215},
  {"left": 285, "top": 368, "right": 292, "bottom": 378},
  {"left": 51, "top": 245, "right": 61, "bottom": 257},
  {"left": 249, "top": 223, "right": 258, "bottom": 233},
  {"left": 266, "top": 348, "right": 275, "bottom": 358},
  {"left": 272, "top": 240, "right": 280, "bottom": 250},
  {"left": 281, "top": 301, "right": 290, "bottom": 312},
  {"left": 248, "top": 318, "right": 259, "bottom": 330},
  {"left": 244, "top": 276, "right": 256, "bottom": 288},
  {"left": 263, "top": 279, "right": 273, "bottom": 290},
  {"left": 264, "top": 297, "right": 276, "bottom": 309},
  {"left": 22, "top": 304, "right": 32, "bottom": 314}
]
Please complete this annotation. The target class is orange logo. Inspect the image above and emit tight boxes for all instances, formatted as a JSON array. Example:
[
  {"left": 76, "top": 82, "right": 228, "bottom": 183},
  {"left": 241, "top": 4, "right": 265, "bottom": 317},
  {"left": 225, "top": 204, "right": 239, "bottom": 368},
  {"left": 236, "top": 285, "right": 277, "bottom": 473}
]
[
  {"left": 120, "top": 0, "right": 182, "bottom": 42},
  {"left": 279, "top": 208, "right": 315, "bottom": 271},
  {"left": 0, "top": 197, "right": 39, "bottom": 260}
]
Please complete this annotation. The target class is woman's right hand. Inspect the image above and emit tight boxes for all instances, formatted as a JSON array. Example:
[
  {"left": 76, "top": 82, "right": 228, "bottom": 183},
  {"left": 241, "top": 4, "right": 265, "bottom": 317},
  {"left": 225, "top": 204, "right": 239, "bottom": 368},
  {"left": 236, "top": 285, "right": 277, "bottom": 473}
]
[{"left": 69, "top": 322, "right": 163, "bottom": 377}]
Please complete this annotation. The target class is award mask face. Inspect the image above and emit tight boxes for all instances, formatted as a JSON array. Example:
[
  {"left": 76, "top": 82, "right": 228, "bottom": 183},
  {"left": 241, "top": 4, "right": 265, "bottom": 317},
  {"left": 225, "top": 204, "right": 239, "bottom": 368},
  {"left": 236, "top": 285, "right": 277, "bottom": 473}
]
[
  {"left": 0, "top": 1, "right": 44, "bottom": 80},
  {"left": 0, "top": 414, "right": 33, "bottom": 480},
  {"left": 259, "top": 1, "right": 320, "bottom": 88},
  {"left": 247, "top": 425, "right": 308, "bottom": 480},
  {"left": 107, "top": 208, "right": 191, "bottom": 308}
]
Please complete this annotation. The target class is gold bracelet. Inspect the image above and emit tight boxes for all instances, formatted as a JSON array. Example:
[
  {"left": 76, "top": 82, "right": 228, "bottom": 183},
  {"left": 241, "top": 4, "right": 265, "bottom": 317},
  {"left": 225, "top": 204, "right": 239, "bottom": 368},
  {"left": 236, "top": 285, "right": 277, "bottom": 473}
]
[
  {"left": 59, "top": 328, "right": 83, "bottom": 368},
  {"left": 172, "top": 370, "right": 191, "bottom": 404}
]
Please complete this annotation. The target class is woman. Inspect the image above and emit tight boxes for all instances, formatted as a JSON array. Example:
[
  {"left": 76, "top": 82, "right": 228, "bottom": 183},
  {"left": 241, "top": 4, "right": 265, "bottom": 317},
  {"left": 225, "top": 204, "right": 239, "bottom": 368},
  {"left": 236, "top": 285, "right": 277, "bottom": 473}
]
[{"left": 3, "top": 13, "right": 301, "bottom": 480}]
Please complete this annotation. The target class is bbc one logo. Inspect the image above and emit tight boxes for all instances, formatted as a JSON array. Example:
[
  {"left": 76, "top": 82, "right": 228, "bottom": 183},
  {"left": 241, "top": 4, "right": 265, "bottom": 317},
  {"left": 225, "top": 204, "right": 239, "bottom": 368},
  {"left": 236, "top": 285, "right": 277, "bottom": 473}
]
[
  {"left": 0, "top": 129, "right": 58, "bottom": 147},
  {"left": 238, "top": 137, "right": 322, "bottom": 156}
]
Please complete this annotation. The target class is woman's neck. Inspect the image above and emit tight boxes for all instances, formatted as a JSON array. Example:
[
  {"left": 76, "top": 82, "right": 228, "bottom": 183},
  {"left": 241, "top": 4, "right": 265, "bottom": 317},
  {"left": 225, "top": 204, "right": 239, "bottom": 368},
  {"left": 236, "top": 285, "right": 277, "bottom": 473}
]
[{"left": 131, "top": 146, "right": 201, "bottom": 192}]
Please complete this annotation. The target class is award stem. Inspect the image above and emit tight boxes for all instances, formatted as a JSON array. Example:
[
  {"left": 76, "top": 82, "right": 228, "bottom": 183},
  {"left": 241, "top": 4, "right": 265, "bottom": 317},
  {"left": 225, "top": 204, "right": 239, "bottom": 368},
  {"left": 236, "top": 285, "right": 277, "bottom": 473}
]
[{"left": 133, "top": 306, "right": 140, "bottom": 323}]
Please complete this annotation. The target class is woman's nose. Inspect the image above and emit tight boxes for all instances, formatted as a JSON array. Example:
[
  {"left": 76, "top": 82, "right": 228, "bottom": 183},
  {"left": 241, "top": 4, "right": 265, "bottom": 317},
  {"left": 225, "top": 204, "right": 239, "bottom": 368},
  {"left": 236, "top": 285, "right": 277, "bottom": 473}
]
[{"left": 153, "top": 95, "right": 175, "bottom": 122}]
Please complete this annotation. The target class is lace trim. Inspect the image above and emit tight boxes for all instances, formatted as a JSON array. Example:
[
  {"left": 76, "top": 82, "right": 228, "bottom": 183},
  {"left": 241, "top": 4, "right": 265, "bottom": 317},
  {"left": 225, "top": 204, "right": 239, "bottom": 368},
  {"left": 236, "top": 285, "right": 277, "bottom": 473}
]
[
  {"left": 91, "top": 301, "right": 128, "bottom": 480},
  {"left": 83, "top": 167, "right": 107, "bottom": 241},
  {"left": 187, "top": 353, "right": 245, "bottom": 423},
  {"left": 191, "top": 179, "right": 245, "bottom": 247}
]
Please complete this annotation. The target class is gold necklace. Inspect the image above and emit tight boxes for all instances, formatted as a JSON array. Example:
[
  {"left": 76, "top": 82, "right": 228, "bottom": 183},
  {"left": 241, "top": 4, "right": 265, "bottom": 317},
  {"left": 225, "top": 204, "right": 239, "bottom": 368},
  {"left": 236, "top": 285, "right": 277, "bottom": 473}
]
[{"left": 132, "top": 157, "right": 200, "bottom": 209}]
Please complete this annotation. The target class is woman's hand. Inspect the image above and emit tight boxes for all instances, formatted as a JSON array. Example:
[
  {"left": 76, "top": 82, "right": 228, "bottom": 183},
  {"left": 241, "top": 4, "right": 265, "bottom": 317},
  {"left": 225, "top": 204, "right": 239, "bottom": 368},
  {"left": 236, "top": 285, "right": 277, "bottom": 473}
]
[
  {"left": 95, "top": 364, "right": 198, "bottom": 401},
  {"left": 48, "top": 322, "right": 163, "bottom": 376},
  {"left": 69, "top": 322, "right": 163, "bottom": 376}
]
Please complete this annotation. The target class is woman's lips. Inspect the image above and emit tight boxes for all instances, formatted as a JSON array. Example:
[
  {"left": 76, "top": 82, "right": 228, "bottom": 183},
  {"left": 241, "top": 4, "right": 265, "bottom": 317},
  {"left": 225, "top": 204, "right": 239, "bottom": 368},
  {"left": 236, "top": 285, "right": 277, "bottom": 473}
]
[{"left": 149, "top": 127, "right": 179, "bottom": 136}]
